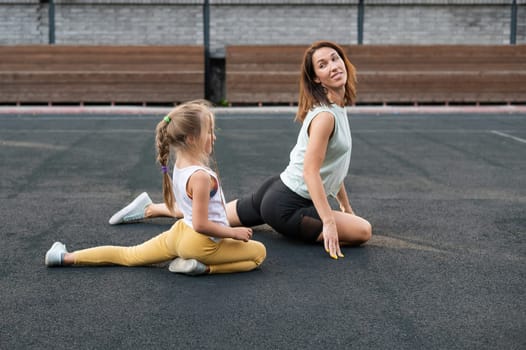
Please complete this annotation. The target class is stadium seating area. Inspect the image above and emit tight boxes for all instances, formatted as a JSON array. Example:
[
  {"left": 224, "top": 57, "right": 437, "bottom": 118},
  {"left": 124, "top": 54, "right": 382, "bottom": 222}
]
[
  {"left": 0, "top": 46, "right": 204, "bottom": 105},
  {"left": 1, "top": 44, "right": 525, "bottom": 105},
  {"left": 226, "top": 45, "right": 526, "bottom": 105}
]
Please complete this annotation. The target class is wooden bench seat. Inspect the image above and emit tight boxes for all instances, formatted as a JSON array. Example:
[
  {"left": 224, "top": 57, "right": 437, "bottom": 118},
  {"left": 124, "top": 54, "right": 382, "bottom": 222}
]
[
  {"left": 226, "top": 45, "right": 526, "bottom": 105},
  {"left": 0, "top": 46, "right": 204, "bottom": 104}
]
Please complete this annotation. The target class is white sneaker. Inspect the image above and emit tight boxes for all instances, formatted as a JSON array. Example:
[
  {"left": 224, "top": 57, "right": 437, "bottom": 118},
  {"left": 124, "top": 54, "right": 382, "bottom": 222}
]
[
  {"left": 109, "top": 192, "right": 152, "bottom": 225},
  {"left": 45, "top": 241, "right": 68, "bottom": 267},
  {"left": 168, "top": 258, "right": 207, "bottom": 276}
]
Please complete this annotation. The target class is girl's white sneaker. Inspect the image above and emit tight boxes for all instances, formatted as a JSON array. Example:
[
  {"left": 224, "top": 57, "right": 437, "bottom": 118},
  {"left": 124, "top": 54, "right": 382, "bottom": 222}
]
[
  {"left": 45, "top": 242, "right": 68, "bottom": 267},
  {"left": 168, "top": 258, "right": 207, "bottom": 276}
]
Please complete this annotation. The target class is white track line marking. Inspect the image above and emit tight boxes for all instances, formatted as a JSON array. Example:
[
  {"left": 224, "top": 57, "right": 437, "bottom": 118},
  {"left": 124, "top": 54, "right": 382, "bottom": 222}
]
[
  {"left": 0, "top": 140, "right": 66, "bottom": 150},
  {"left": 490, "top": 130, "right": 526, "bottom": 144}
]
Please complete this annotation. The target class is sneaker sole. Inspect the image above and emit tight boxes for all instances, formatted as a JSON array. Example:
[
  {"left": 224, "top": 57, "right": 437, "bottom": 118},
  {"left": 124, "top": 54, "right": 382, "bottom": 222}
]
[{"left": 168, "top": 258, "right": 195, "bottom": 273}]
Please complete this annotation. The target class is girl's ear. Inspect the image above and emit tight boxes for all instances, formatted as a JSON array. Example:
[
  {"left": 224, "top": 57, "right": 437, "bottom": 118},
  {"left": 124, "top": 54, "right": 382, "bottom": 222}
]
[
  {"left": 185, "top": 134, "right": 196, "bottom": 145},
  {"left": 186, "top": 133, "right": 206, "bottom": 150},
  {"left": 313, "top": 76, "right": 321, "bottom": 84}
]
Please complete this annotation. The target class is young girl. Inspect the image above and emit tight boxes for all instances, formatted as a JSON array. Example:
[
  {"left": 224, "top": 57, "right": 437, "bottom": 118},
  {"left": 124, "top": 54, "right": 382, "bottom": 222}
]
[
  {"left": 108, "top": 41, "right": 372, "bottom": 260},
  {"left": 45, "top": 101, "right": 266, "bottom": 275}
]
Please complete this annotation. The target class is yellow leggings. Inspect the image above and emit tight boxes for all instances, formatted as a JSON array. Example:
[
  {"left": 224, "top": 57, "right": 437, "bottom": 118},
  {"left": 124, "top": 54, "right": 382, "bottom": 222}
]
[{"left": 73, "top": 220, "right": 266, "bottom": 274}]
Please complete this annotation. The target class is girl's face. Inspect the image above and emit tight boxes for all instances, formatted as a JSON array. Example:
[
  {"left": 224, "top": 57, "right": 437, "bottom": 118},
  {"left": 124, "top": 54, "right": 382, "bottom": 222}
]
[{"left": 312, "top": 47, "right": 347, "bottom": 91}]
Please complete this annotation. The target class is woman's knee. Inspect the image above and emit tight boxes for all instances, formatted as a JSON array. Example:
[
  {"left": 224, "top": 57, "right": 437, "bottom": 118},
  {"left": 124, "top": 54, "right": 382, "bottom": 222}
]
[
  {"left": 360, "top": 219, "right": 373, "bottom": 243},
  {"left": 336, "top": 212, "right": 372, "bottom": 244}
]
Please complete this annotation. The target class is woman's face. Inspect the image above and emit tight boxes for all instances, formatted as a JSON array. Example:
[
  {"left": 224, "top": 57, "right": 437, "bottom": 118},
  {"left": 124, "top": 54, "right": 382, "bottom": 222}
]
[{"left": 312, "top": 47, "right": 347, "bottom": 91}]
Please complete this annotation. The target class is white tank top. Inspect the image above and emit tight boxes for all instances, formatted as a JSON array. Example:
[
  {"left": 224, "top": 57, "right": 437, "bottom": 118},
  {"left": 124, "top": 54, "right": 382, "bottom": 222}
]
[
  {"left": 280, "top": 104, "right": 352, "bottom": 199},
  {"left": 172, "top": 165, "right": 229, "bottom": 240}
]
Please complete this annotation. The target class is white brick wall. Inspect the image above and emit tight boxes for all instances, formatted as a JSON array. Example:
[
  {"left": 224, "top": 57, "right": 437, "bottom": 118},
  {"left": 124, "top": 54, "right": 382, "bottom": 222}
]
[
  {"left": 210, "top": 4, "right": 357, "bottom": 55},
  {"left": 0, "top": 1, "right": 523, "bottom": 48},
  {"left": 54, "top": 4, "right": 202, "bottom": 44},
  {"left": 519, "top": 3, "right": 526, "bottom": 43},
  {"left": 363, "top": 5, "right": 512, "bottom": 44},
  {"left": 0, "top": 3, "right": 47, "bottom": 44}
]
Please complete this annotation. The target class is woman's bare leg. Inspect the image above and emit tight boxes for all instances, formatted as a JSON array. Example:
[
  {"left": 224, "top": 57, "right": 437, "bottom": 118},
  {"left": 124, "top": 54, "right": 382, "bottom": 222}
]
[
  {"left": 109, "top": 192, "right": 182, "bottom": 225},
  {"left": 317, "top": 211, "right": 372, "bottom": 246},
  {"left": 229, "top": 197, "right": 371, "bottom": 245},
  {"left": 145, "top": 202, "right": 182, "bottom": 219},
  {"left": 226, "top": 200, "right": 242, "bottom": 226}
]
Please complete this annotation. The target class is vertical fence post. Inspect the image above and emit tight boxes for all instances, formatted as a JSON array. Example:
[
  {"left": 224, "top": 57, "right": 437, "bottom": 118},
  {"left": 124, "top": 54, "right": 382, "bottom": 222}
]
[
  {"left": 357, "top": 0, "right": 364, "bottom": 44},
  {"left": 203, "top": 0, "right": 210, "bottom": 99},
  {"left": 510, "top": 0, "right": 517, "bottom": 44},
  {"left": 48, "top": 0, "right": 55, "bottom": 44}
]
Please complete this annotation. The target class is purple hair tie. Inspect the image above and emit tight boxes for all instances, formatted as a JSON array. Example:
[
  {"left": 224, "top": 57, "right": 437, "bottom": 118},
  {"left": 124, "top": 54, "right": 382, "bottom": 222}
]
[{"left": 161, "top": 165, "right": 169, "bottom": 174}]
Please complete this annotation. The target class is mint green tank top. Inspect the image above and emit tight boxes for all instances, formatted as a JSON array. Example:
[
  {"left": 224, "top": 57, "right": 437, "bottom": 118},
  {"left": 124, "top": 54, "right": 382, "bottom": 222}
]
[{"left": 280, "top": 104, "right": 352, "bottom": 199}]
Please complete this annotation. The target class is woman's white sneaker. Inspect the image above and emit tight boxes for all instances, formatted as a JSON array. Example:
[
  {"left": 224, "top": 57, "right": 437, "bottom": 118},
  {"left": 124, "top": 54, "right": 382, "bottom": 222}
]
[{"left": 109, "top": 192, "right": 152, "bottom": 225}]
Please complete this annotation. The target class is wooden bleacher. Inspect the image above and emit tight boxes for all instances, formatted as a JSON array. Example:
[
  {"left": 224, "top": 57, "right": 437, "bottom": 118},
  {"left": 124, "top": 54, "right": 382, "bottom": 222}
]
[
  {"left": 226, "top": 45, "right": 526, "bottom": 105},
  {"left": 0, "top": 45, "right": 204, "bottom": 105}
]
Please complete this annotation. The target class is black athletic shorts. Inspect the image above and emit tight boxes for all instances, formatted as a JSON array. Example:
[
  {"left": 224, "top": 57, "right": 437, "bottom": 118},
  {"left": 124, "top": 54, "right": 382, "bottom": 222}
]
[{"left": 236, "top": 175, "right": 323, "bottom": 242}]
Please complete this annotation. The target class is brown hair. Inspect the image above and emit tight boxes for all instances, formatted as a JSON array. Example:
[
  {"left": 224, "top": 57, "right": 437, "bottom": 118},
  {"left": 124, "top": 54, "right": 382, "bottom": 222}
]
[
  {"left": 296, "top": 41, "right": 357, "bottom": 122},
  {"left": 155, "top": 100, "right": 213, "bottom": 212}
]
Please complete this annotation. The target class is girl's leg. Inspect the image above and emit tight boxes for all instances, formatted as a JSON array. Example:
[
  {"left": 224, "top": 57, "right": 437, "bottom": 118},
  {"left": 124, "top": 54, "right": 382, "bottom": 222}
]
[
  {"left": 70, "top": 221, "right": 187, "bottom": 266},
  {"left": 205, "top": 239, "right": 266, "bottom": 274},
  {"left": 177, "top": 230, "right": 266, "bottom": 274}
]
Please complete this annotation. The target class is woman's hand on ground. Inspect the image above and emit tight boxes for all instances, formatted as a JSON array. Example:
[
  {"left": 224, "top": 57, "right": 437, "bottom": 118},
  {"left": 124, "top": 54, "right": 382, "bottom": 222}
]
[{"left": 322, "top": 222, "right": 344, "bottom": 259}]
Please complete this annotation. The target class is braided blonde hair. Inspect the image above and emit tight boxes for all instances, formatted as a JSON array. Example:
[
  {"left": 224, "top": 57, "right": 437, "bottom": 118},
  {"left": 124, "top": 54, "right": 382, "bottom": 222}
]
[{"left": 155, "top": 100, "right": 213, "bottom": 212}]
